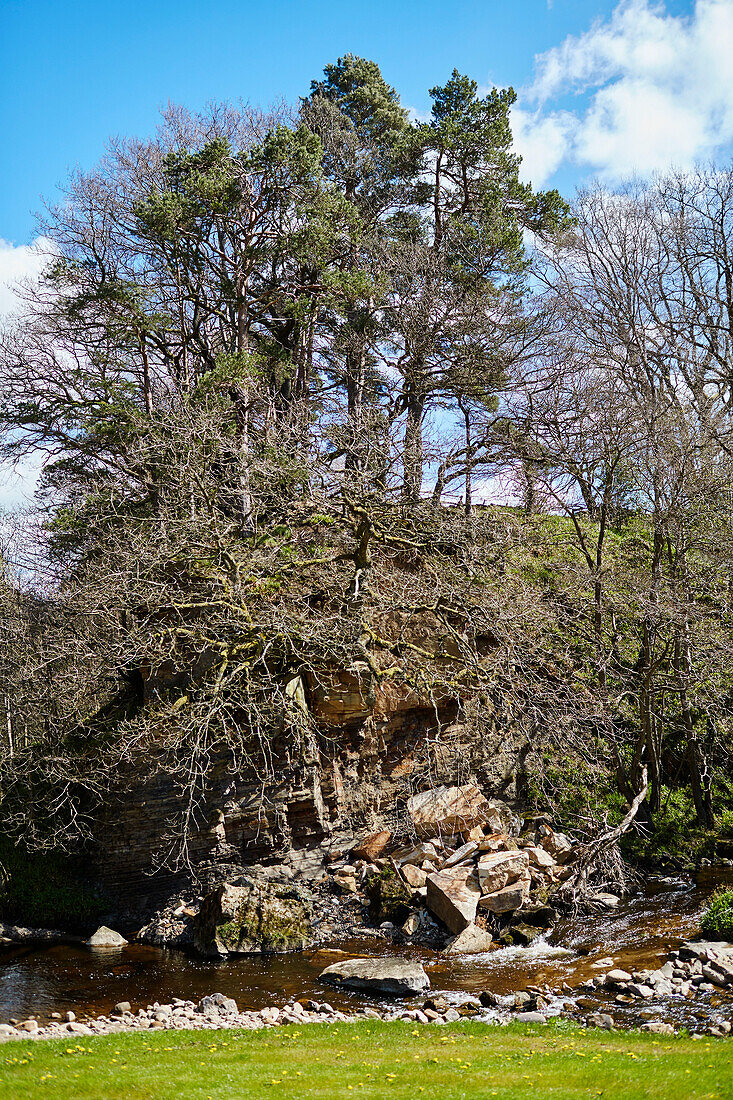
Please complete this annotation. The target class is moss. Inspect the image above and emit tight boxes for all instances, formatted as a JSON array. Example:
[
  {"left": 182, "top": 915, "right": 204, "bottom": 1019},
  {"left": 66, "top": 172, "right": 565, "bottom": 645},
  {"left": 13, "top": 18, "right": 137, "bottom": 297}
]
[
  {"left": 0, "top": 837, "right": 106, "bottom": 932},
  {"left": 366, "top": 867, "right": 412, "bottom": 923},
  {"left": 215, "top": 889, "right": 311, "bottom": 953}
]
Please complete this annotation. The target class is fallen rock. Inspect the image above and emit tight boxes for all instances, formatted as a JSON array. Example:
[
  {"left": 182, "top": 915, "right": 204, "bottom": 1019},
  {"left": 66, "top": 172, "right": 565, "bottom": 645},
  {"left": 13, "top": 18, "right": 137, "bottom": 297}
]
[
  {"left": 401, "top": 865, "right": 428, "bottom": 890},
  {"left": 332, "top": 870, "right": 358, "bottom": 895},
  {"left": 112, "top": 1001, "right": 132, "bottom": 1015},
  {"left": 193, "top": 879, "right": 314, "bottom": 957},
  {"left": 392, "top": 842, "right": 440, "bottom": 868},
  {"left": 538, "top": 829, "right": 574, "bottom": 863},
  {"left": 526, "top": 846, "right": 557, "bottom": 870},
  {"left": 427, "top": 868, "right": 481, "bottom": 933},
  {"left": 408, "top": 784, "right": 508, "bottom": 838},
  {"left": 87, "top": 926, "right": 128, "bottom": 948},
  {"left": 442, "top": 841, "right": 480, "bottom": 870},
  {"left": 589, "top": 892, "right": 620, "bottom": 909},
  {"left": 477, "top": 851, "right": 530, "bottom": 893},
  {"left": 444, "top": 923, "right": 494, "bottom": 955},
  {"left": 319, "top": 957, "right": 430, "bottom": 997},
  {"left": 352, "top": 831, "right": 392, "bottom": 862},
  {"left": 479, "top": 879, "right": 530, "bottom": 914}
]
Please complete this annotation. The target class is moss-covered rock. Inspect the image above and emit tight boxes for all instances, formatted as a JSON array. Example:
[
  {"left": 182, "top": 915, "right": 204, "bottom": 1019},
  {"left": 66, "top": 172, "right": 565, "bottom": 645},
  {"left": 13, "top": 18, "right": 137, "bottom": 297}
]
[
  {"left": 365, "top": 867, "right": 412, "bottom": 923},
  {"left": 193, "top": 879, "right": 315, "bottom": 956}
]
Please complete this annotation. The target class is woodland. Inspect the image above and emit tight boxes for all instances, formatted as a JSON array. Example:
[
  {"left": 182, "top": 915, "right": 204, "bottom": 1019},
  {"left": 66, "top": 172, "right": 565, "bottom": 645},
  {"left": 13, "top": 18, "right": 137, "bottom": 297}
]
[{"left": 1, "top": 55, "right": 733, "bottom": 889}]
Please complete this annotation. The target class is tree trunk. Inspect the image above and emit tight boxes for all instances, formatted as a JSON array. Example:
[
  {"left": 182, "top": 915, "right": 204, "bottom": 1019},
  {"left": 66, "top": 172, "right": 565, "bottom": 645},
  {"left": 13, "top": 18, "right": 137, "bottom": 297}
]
[{"left": 402, "top": 382, "right": 426, "bottom": 503}]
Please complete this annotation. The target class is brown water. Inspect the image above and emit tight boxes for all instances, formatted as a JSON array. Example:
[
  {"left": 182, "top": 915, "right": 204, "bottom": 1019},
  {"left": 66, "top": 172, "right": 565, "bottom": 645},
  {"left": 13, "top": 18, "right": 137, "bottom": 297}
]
[{"left": 1, "top": 869, "right": 731, "bottom": 1027}]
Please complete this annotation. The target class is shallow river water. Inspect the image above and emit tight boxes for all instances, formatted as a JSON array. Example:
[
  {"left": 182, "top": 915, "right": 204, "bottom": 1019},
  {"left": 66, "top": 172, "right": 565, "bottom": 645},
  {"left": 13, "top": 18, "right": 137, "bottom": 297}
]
[{"left": 1, "top": 868, "right": 731, "bottom": 1027}]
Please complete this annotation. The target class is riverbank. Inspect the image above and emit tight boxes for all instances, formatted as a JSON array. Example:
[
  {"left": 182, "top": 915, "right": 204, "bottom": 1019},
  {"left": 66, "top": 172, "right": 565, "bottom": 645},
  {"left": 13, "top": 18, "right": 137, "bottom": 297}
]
[{"left": 1, "top": 1018, "right": 731, "bottom": 1100}]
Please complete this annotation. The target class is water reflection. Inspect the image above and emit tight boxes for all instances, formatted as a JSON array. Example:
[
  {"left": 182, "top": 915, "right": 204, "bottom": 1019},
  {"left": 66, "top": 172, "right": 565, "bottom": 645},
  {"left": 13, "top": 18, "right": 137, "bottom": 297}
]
[{"left": 1, "top": 868, "right": 730, "bottom": 1027}]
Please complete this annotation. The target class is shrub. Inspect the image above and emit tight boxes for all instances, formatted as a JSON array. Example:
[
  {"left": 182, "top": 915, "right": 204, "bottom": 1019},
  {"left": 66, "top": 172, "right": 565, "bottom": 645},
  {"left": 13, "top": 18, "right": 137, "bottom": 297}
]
[{"left": 700, "top": 889, "right": 733, "bottom": 940}]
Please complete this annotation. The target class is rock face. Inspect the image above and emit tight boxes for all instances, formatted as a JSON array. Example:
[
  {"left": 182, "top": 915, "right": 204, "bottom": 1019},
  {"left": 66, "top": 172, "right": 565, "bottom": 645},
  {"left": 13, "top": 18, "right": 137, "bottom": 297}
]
[
  {"left": 86, "top": 926, "right": 128, "bottom": 948},
  {"left": 408, "top": 784, "right": 507, "bottom": 838},
  {"left": 426, "top": 868, "right": 481, "bottom": 933},
  {"left": 319, "top": 957, "right": 430, "bottom": 997},
  {"left": 193, "top": 880, "right": 315, "bottom": 957}
]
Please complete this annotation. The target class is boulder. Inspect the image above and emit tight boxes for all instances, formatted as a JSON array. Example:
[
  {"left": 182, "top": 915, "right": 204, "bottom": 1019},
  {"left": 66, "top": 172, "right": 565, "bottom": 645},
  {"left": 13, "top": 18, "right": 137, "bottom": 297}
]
[
  {"left": 479, "top": 879, "right": 530, "bottom": 914},
  {"left": 588, "top": 1013, "right": 615, "bottom": 1030},
  {"left": 605, "top": 969, "right": 632, "bottom": 985},
  {"left": 193, "top": 879, "right": 314, "bottom": 957},
  {"left": 426, "top": 868, "right": 482, "bottom": 933},
  {"left": 642, "top": 1021, "right": 674, "bottom": 1035},
  {"left": 506, "top": 922, "right": 543, "bottom": 946},
  {"left": 538, "top": 830, "right": 574, "bottom": 863},
  {"left": 352, "top": 831, "right": 392, "bottom": 862},
  {"left": 526, "top": 846, "right": 557, "bottom": 870},
  {"left": 477, "top": 850, "right": 530, "bottom": 893},
  {"left": 517, "top": 904, "right": 557, "bottom": 928},
  {"left": 589, "top": 892, "right": 620, "bottom": 909},
  {"left": 408, "top": 784, "right": 508, "bottom": 838},
  {"left": 515, "top": 1011, "right": 547, "bottom": 1024},
  {"left": 87, "top": 926, "right": 128, "bottom": 948},
  {"left": 319, "top": 957, "right": 430, "bottom": 997},
  {"left": 444, "top": 923, "right": 494, "bottom": 955},
  {"left": 401, "top": 864, "right": 428, "bottom": 889}
]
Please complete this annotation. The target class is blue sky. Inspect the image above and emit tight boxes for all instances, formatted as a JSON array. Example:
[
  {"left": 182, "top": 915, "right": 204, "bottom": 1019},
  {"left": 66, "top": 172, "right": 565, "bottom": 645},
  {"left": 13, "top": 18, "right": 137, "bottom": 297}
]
[
  {"left": 1, "top": 0, "right": 733, "bottom": 506},
  {"left": 0, "top": 0, "right": 717, "bottom": 248}
]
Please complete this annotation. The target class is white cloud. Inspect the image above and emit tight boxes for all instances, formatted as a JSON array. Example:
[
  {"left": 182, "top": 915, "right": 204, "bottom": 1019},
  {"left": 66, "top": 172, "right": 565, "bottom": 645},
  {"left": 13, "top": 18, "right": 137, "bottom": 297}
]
[
  {"left": 0, "top": 237, "right": 50, "bottom": 318},
  {"left": 511, "top": 106, "right": 576, "bottom": 186},
  {"left": 0, "top": 237, "right": 50, "bottom": 510},
  {"left": 513, "top": 0, "right": 733, "bottom": 184}
]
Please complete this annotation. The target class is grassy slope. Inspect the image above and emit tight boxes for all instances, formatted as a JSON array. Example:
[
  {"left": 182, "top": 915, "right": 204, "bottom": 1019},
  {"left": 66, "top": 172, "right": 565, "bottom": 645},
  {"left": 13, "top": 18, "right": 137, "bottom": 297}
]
[{"left": 1, "top": 1020, "right": 730, "bottom": 1100}]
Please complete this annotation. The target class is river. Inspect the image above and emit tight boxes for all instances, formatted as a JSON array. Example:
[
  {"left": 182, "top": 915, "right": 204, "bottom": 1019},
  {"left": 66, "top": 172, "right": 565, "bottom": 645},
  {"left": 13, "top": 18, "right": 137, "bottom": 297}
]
[{"left": 1, "top": 868, "right": 731, "bottom": 1028}]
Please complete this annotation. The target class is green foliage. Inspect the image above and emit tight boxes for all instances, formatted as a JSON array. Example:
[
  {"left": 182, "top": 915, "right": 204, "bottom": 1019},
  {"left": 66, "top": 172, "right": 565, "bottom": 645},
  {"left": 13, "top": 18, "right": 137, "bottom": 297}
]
[
  {"left": 701, "top": 888, "right": 733, "bottom": 939},
  {"left": 621, "top": 789, "right": 716, "bottom": 868},
  {"left": 0, "top": 838, "right": 106, "bottom": 932}
]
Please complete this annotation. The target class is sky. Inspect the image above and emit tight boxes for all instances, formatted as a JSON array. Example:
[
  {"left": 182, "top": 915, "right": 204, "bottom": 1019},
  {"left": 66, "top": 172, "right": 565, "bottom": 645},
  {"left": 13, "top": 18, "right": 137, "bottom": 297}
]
[{"left": 1, "top": 0, "right": 733, "bottom": 503}]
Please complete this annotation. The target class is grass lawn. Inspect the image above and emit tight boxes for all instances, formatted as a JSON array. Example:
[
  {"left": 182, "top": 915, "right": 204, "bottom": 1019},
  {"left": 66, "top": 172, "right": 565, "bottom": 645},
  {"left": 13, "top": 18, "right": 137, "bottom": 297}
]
[{"left": 0, "top": 1019, "right": 731, "bottom": 1100}]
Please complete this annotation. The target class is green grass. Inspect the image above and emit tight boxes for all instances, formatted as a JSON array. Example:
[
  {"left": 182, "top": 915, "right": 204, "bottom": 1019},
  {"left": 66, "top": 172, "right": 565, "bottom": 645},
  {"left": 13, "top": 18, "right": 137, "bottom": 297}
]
[{"left": 0, "top": 1020, "right": 731, "bottom": 1100}]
